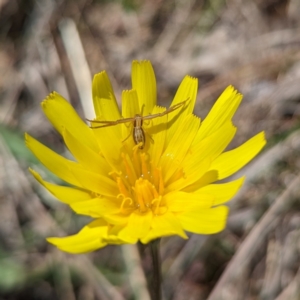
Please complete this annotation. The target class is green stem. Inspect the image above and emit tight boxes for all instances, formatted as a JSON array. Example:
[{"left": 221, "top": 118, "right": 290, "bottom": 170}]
[{"left": 150, "top": 239, "right": 161, "bottom": 300}]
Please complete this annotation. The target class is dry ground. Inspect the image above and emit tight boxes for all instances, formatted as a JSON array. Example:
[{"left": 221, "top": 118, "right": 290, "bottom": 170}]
[{"left": 0, "top": 0, "right": 300, "bottom": 299}]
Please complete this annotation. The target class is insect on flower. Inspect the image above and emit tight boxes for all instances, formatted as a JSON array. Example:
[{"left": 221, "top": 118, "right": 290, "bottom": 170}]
[
  {"left": 87, "top": 99, "right": 189, "bottom": 149},
  {"left": 26, "top": 60, "right": 266, "bottom": 254}
]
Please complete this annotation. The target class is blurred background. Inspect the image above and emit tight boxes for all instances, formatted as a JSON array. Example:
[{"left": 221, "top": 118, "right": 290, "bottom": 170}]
[{"left": 0, "top": 0, "right": 300, "bottom": 299}]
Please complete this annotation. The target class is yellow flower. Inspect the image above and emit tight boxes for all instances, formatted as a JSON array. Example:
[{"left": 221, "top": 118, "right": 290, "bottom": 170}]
[{"left": 26, "top": 61, "right": 266, "bottom": 254}]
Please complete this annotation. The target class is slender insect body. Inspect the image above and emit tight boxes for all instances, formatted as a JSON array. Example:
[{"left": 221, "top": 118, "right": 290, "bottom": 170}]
[
  {"left": 132, "top": 116, "right": 145, "bottom": 149},
  {"left": 88, "top": 99, "right": 189, "bottom": 149}
]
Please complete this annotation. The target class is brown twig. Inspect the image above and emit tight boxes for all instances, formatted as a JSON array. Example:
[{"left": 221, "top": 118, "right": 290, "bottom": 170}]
[
  {"left": 121, "top": 244, "right": 151, "bottom": 300},
  {"left": 207, "top": 175, "right": 300, "bottom": 300}
]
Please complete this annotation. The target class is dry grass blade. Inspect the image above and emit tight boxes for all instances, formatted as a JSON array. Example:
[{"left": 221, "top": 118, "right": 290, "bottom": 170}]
[
  {"left": 0, "top": 132, "right": 124, "bottom": 299},
  {"left": 1, "top": 0, "right": 300, "bottom": 298},
  {"left": 163, "top": 235, "right": 207, "bottom": 299},
  {"left": 122, "top": 244, "right": 151, "bottom": 300},
  {"left": 207, "top": 175, "right": 300, "bottom": 300},
  {"left": 230, "top": 129, "right": 300, "bottom": 209},
  {"left": 70, "top": 257, "right": 125, "bottom": 300},
  {"left": 59, "top": 18, "right": 95, "bottom": 119},
  {"left": 153, "top": 0, "right": 196, "bottom": 60},
  {"left": 274, "top": 268, "right": 300, "bottom": 300}
]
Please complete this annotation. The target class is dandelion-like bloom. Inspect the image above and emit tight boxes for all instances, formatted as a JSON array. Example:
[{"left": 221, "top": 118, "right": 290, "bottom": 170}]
[{"left": 26, "top": 61, "right": 266, "bottom": 254}]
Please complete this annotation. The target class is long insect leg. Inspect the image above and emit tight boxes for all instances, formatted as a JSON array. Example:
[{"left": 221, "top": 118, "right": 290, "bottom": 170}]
[
  {"left": 122, "top": 130, "right": 132, "bottom": 143},
  {"left": 142, "top": 98, "right": 190, "bottom": 121},
  {"left": 87, "top": 117, "right": 135, "bottom": 129}
]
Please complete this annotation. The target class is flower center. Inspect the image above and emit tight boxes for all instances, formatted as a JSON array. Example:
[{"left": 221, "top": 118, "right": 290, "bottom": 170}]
[{"left": 111, "top": 144, "right": 167, "bottom": 215}]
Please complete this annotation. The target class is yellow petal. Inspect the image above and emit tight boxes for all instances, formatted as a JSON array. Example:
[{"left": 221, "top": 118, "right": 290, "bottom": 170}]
[
  {"left": 29, "top": 169, "right": 91, "bottom": 204},
  {"left": 48, "top": 239, "right": 105, "bottom": 254},
  {"left": 92, "top": 97, "right": 121, "bottom": 123},
  {"left": 47, "top": 219, "right": 108, "bottom": 254},
  {"left": 106, "top": 224, "right": 136, "bottom": 244},
  {"left": 122, "top": 89, "right": 140, "bottom": 118},
  {"left": 209, "top": 132, "right": 266, "bottom": 180},
  {"left": 193, "top": 121, "right": 236, "bottom": 160},
  {"left": 121, "top": 89, "right": 140, "bottom": 146},
  {"left": 165, "top": 191, "right": 214, "bottom": 212},
  {"left": 92, "top": 71, "right": 115, "bottom": 100},
  {"left": 195, "top": 86, "right": 242, "bottom": 142},
  {"left": 41, "top": 92, "right": 98, "bottom": 152},
  {"left": 183, "top": 121, "right": 236, "bottom": 177},
  {"left": 166, "top": 158, "right": 213, "bottom": 192},
  {"left": 160, "top": 114, "right": 200, "bottom": 182},
  {"left": 118, "top": 211, "right": 152, "bottom": 240},
  {"left": 182, "top": 170, "right": 218, "bottom": 193},
  {"left": 167, "top": 76, "right": 198, "bottom": 143},
  {"left": 131, "top": 60, "right": 156, "bottom": 114},
  {"left": 171, "top": 75, "right": 198, "bottom": 114},
  {"left": 147, "top": 106, "right": 168, "bottom": 165},
  {"left": 62, "top": 128, "right": 111, "bottom": 175},
  {"left": 141, "top": 212, "right": 188, "bottom": 243},
  {"left": 70, "top": 166, "right": 117, "bottom": 197},
  {"left": 92, "top": 71, "right": 118, "bottom": 118},
  {"left": 195, "top": 177, "right": 245, "bottom": 205},
  {"left": 70, "top": 197, "right": 120, "bottom": 218},
  {"left": 178, "top": 206, "right": 229, "bottom": 234},
  {"left": 91, "top": 124, "right": 123, "bottom": 170},
  {"left": 103, "top": 213, "right": 130, "bottom": 225},
  {"left": 25, "top": 133, "right": 82, "bottom": 187}
]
